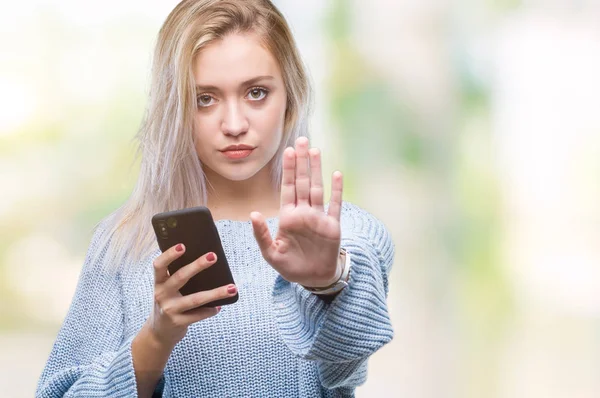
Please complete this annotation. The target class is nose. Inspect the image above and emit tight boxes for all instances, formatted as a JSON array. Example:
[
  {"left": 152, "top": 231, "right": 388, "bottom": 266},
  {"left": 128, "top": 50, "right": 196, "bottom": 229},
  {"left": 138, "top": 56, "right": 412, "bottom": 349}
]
[{"left": 221, "top": 101, "right": 249, "bottom": 137}]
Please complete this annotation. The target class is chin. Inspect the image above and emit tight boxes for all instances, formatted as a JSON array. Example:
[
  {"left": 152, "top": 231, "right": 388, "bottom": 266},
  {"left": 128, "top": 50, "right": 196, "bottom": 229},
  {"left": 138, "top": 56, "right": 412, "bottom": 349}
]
[
  {"left": 223, "top": 172, "right": 260, "bottom": 182},
  {"left": 216, "top": 164, "right": 264, "bottom": 182}
]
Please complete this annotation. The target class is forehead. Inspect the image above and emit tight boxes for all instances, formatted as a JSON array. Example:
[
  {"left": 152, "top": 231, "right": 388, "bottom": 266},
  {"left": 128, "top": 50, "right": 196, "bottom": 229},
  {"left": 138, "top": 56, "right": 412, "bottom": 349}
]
[{"left": 193, "top": 32, "right": 281, "bottom": 86}]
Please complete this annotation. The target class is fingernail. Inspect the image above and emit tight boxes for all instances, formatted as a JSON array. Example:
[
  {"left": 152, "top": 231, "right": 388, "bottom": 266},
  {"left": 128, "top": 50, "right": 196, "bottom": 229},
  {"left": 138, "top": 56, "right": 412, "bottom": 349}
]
[
  {"left": 216, "top": 306, "right": 221, "bottom": 312},
  {"left": 206, "top": 252, "right": 215, "bottom": 261},
  {"left": 175, "top": 244, "right": 184, "bottom": 252},
  {"left": 227, "top": 285, "right": 237, "bottom": 294}
]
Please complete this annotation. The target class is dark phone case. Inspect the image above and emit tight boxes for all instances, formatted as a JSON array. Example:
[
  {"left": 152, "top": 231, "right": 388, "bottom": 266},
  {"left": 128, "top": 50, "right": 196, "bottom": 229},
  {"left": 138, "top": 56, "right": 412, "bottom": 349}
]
[{"left": 151, "top": 206, "right": 238, "bottom": 307}]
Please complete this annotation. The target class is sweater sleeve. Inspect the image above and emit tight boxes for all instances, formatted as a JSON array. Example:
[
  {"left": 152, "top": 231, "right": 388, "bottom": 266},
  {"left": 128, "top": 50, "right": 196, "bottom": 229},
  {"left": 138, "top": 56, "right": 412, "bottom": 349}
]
[
  {"left": 272, "top": 202, "right": 395, "bottom": 389},
  {"left": 35, "top": 222, "right": 142, "bottom": 398}
]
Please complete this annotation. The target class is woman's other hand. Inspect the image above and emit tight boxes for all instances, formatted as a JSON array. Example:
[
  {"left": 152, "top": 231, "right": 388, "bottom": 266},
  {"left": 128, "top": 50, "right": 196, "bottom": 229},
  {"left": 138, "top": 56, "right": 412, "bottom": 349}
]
[{"left": 250, "top": 136, "right": 343, "bottom": 288}]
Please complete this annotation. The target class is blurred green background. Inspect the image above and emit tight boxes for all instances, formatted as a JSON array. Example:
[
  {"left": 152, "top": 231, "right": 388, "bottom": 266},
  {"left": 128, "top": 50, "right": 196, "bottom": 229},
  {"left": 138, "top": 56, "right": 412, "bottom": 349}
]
[{"left": 1, "top": 1, "right": 599, "bottom": 397}]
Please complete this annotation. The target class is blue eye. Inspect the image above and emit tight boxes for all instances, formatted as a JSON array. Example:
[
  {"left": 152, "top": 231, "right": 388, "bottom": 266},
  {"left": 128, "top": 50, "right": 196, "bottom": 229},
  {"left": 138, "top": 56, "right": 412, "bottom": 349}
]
[
  {"left": 197, "top": 94, "right": 215, "bottom": 107},
  {"left": 247, "top": 87, "right": 268, "bottom": 101}
]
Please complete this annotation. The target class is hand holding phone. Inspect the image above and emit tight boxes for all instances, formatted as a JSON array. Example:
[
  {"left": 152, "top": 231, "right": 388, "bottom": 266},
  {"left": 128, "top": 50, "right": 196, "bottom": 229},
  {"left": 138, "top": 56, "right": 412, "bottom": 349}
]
[
  {"left": 149, "top": 206, "right": 239, "bottom": 348},
  {"left": 152, "top": 206, "right": 239, "bottom": 305},
  {"left": 148, "top": 244, "right": 237, "bottom": 348}
]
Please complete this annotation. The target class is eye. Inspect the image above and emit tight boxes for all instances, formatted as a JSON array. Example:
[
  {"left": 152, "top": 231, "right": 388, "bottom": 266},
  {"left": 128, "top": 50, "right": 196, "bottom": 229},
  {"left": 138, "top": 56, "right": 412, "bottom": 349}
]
[
  {"left": 246, "top": 87, "right": 268, "bottom": 101},
  {"left": 197, "top": 94, "right": 215, "bottom": 108}
]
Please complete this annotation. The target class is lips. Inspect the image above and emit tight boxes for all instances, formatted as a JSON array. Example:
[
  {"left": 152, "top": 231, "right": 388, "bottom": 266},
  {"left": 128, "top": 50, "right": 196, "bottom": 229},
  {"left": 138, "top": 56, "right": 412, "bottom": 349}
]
[
  {"left": 219, "top": 144, "right": 255, "bottom": 160},
  {"left": 220, "top": 144, "right": 255, "bottom": 152}
]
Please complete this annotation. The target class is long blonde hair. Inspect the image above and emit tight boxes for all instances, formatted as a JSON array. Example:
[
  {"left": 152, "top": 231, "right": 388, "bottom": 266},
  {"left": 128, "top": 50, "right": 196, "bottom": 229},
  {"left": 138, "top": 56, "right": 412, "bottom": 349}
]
[{"left": 91, "top": 0, "right": 312, "bottom": 272}]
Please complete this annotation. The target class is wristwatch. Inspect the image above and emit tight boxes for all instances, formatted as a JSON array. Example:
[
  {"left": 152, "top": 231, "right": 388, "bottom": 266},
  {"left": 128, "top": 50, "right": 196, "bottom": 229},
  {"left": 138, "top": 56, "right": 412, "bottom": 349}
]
[{"left": 302, "top": 248, "right": 351, "bottom": 295}]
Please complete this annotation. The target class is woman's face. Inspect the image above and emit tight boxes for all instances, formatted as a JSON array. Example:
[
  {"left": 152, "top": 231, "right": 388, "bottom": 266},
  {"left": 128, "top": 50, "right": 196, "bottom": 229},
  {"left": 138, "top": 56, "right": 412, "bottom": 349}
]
[{"left": 192, "top": 32, "right": 287, "bottom": 183}]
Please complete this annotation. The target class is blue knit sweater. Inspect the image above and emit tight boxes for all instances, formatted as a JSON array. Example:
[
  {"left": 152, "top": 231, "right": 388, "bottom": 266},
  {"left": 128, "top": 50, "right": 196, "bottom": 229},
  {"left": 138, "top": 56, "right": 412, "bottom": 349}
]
[{"left": 36, "top": 202, "right": 395, "bottom": 397}]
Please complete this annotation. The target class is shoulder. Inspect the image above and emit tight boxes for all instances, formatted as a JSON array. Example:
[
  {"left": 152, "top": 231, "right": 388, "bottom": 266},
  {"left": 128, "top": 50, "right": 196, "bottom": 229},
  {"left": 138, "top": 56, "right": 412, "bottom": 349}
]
[
  {"left": 333, "top": 200, "right": 395, "bottom": 262},
  {"left": 84, "top": 213, "right": 122, "bottom": 275},
  {"left": 336, "top": 200, "right": 388, "bottom": 232},
  {"left": 88, "top": 215, "right": 117, "bottom": 255}
]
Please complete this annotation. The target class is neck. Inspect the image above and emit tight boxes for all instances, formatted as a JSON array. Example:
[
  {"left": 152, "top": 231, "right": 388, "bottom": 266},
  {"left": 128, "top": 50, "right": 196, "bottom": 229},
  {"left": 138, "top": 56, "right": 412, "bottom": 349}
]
[{"left": 204, "top": 164, "right": 280, "bottom": 222}]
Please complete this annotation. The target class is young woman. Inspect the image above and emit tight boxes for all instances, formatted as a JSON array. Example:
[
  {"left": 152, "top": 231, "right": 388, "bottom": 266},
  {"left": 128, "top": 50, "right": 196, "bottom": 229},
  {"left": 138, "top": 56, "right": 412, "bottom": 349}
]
[{"left": 36, "top": 1, "right": 395, "bottom": 397}]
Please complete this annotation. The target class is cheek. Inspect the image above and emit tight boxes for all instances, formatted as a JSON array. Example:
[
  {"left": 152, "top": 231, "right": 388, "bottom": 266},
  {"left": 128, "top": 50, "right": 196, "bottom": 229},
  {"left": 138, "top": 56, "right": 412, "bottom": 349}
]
[
  {"left": 253, "top": 98, "right": 287, "bottom": 137},
  {"left": 193, "top": 115, "right": 218, "bottom": 158},
  {"left": 194, "top": 113, "right": 215, "bottom": 135}
]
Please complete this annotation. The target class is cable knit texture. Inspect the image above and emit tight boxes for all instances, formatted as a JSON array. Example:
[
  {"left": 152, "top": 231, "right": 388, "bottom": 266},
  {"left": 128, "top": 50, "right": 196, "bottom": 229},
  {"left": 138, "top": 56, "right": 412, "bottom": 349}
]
[{"left": 36, "top": 202, "right": 395, "bottom": 398}]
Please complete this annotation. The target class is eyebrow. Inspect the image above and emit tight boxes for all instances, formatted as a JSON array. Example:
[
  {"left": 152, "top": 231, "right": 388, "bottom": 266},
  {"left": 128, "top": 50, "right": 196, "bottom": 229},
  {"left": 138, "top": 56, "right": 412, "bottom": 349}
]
[{"left": 195, "top": 75, "right": 275, "bottom": 92}]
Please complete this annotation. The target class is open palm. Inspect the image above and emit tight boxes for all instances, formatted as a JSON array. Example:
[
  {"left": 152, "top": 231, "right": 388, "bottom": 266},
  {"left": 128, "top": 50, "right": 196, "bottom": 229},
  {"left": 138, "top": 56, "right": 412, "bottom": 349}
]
[{"left": 250, "top": 137, "right": 343, "bottom": 288}]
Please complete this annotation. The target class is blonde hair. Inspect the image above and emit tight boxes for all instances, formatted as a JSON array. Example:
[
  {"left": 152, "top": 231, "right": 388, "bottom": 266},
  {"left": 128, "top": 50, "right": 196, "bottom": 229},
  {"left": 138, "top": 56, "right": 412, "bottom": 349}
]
[{"left": 91, "top": 0, "right": 312, "bottom": 272}]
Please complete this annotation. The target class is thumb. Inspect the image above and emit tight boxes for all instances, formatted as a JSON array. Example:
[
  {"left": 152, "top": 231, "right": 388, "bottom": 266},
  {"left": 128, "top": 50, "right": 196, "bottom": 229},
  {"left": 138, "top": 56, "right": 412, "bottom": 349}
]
[{"left": 250, "top": 211, "right": 273, "bottom": 260}]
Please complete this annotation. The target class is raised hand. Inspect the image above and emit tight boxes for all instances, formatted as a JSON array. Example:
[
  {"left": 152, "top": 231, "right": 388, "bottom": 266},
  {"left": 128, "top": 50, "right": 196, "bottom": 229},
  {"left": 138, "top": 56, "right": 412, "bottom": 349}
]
[{"left": 250, "top": 136, "right": 343, "bottom": 288}]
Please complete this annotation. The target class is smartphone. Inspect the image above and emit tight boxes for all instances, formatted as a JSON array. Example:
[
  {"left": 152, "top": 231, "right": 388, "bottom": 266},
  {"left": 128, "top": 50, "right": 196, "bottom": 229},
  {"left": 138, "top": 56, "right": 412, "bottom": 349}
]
[{"left": 151, "top": 206, "right": 238, "bottom": 307}]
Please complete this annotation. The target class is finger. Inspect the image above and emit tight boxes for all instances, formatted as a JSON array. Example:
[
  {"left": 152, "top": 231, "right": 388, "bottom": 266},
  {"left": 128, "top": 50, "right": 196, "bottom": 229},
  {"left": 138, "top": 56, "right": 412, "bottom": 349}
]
[
  {"left": 281, "top": 147, "right": 296, "bottom": 208},
  {"left": 164, "top": 251, "right": 217, "bottom": 291},
  {"left": 175, "top": 284, "right": 237, "bottom": 313},
  {"left": 153, "top": 243, "right": 186, "bottom": 285},
  {"left": 309, "top": 147, "right": 324, "bottom": 212},
  {"left": 295, "top": 136, "right": 310, "bottom": 205},
  {"left": 178, "top": 306, "right": 221, "bottom": 325},
  {"left": 327, "top": 171, "right": 343, "bottom": 221},
  {"left": 250, "top": 211, "right": 274, "bottom": 261}
]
